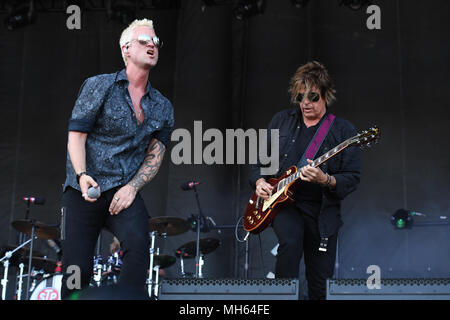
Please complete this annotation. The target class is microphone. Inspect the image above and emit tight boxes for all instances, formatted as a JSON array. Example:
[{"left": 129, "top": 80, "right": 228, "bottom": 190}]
[
  {"left": 180, "top": 181, "right": 201, "bottom": 191},
  {"left": 88, "top": 186, "right": 101, "bottom": 199},
  {"left": 22, "top": 197, "right": 46, "bottom": 205}
]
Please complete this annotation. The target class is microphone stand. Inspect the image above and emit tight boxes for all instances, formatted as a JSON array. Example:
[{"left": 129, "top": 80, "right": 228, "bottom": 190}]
[
  {"left": 0, "top": 237, "right": 34, "bottom": 300},
  {"left": 194, "top": 222, "right": 249, "bottom": 278},
  {"left": 19, "top": 201, "right": 32, "bottom": 245}
]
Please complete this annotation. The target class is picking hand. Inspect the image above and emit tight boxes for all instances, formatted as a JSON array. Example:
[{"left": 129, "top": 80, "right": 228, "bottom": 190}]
[{"left": 255, "top": 178, "right": 274, "bottom": 200}]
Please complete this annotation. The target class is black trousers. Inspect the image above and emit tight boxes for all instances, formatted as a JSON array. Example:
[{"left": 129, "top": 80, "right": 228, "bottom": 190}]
[
  {"left": 272, "top": 204, "right": 337, "bottom": 300},
  {"left": 60, "top": 187, "right": 150, "bottom": 299}
]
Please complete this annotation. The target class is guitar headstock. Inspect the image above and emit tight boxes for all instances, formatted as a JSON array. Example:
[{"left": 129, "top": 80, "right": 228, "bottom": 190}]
[{"left": 350, "top": 126, "right": 380, "bottom": 149}]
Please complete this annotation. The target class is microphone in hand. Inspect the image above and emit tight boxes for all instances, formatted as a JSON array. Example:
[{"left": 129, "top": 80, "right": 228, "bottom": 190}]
[{"left": 88, "top": 186, "right": 101, "bottom": 199}]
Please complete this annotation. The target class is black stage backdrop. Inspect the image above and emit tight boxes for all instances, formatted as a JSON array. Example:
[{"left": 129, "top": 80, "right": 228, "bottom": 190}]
[{"left": 0, "top": 0, "right": 449, "bottom": 297}]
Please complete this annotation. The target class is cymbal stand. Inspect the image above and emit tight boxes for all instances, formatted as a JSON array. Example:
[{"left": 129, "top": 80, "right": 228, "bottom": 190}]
[
  {"left": 179, "top": 249, "right": 186, "bottom": 277},
  {"left": 192, "top": 185, "right": 207, "bottom": 278},
  {"left": 147, "top": 231, "right": 156, "bottom": 298},
  {"left": 0, "top": 237, "right": 33, "bottom": 300},
  {"left": 25, "top": 220, "right": 37, "bottom": 299},
  {"left": 16, "top": 263, "right": 24, "bottom": 300},
  {"left": 198, "top": 254, "right": 204, "bottom": 278},
  {"left": 93, "top": 234, "right": 103, "bottom": 287},
  {"left": 153, "top": 247, "right": 160, "bottom": 298}
]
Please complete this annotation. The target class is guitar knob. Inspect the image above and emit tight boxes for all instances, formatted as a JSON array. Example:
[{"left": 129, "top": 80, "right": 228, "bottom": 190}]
[{"left": 256, "top": 214, "right": 261, "bottom": 220}]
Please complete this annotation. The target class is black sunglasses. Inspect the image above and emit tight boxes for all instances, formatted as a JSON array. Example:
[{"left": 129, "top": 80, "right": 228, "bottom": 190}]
[{"left": 296, "top": 92, "right": 320, "bottom": 103}]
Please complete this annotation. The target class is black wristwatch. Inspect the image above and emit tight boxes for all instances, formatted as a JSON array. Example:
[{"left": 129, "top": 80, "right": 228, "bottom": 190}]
[{"left": 76, "top": 171, "right": 88, "bottom": 185}]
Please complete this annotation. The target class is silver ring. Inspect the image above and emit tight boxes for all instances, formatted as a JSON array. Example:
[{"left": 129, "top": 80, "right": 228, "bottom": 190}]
[
  {"left": 114, "top": 197, "right": 119, "bottom": 201},
  {"left": 82, "top": 193, "right": 87, "bottom": 197}
]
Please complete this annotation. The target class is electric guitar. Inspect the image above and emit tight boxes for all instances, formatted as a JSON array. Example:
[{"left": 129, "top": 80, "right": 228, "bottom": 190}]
[{"left": 243, "top": 126, "right": 380, "bottom": 234}]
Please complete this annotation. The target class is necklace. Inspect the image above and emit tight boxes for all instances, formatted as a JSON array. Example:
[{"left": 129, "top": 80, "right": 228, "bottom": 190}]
[{"left": 136, "top": 106, "right": 143, "bottom": 118}]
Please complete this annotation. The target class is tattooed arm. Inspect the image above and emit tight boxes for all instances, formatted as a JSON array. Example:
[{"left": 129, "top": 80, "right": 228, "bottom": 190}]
[{"left": 109, "top": 138, "right": 166, "bottom": 215}]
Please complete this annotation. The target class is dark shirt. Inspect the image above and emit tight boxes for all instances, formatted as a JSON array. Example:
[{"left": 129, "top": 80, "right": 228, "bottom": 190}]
[
  {"left": 249, "top": 107, "right": 361, "bottom": 237},
  {"left": 64, "top": 69, "right": 174, "bottom": 193},
  {"left": 287, "top": 118, "right": 325, "bottom": 217}
]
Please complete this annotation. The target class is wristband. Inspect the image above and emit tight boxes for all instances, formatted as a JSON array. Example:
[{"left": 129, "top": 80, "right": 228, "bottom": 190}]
[{"left": 76, "top": 171, "right": 88, "bottom": 185}]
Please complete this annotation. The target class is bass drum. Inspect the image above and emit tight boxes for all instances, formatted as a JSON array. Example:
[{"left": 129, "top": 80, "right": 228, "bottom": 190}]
[{"left": 30, "top": 274, "right": 62, "bottom": 300}]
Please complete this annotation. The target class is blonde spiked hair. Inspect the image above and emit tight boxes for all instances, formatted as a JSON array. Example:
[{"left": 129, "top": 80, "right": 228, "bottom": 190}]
[{"left": 119, "top": 18, "right": 154, "bottom": 66}]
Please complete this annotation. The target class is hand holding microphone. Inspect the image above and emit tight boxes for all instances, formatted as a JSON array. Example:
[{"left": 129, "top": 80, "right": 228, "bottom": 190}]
[
  {"left": 79, "top": 173, "right": 101, "bottom": 202},
  {"left": 88, "top": 186, "right": 101, "bottom": 199}
]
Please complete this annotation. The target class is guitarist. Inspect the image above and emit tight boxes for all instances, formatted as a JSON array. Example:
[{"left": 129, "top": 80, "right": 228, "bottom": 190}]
[{"left": 249, "top": 61, "right": 361, "bottom": 300}]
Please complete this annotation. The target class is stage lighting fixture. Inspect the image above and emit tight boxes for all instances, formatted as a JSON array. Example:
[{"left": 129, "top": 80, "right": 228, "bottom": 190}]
[
  {"left": 233, "top": 0, "right": 266, "bottom": 20},
  {"left": 391, "top": 209, "right": 413, "bottom": 229},
  {"left": 291, "top": 0, "right": 309, "bottom": 9},
  {"left": 339, "top": 0, "right": 371, "bottom": 11},
  {"left": 391, "top": 209, "right": 428, "bottom": 229},
  {"left": 4, "top": 0, "right": 36, "bottom": 31}
]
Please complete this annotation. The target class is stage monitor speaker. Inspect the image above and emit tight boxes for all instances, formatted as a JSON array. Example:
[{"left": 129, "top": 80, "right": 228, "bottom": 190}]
[
  {"left": 159, "top": 278, "right": 300, "bottom": 300},
  {"left": 327, "top": 278, "right": 450, "bottom": 300}
]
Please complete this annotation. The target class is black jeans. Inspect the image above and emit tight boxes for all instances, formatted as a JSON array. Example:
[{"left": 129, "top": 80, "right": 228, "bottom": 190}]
[
  {"left": 272, "top": 204, "right": 337, "bottom": 300},
  {"left": 60, "top": 187, "right": 150, "bottom": 299}
]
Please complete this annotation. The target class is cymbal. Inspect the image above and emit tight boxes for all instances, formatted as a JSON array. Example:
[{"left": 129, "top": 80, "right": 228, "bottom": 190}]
[
  {"left": 153, "top": 254, "right": 176, "bottom": 269},
  {"left": 148, "top": 216, "right": 190, "bottom": 236},
  {"left": 12, "top": 219, "right": 60, "bottom": 240},
  {"left": 175, "top": 238, "right": 221, "bottom": 259},
  {"left": 18, "top": 256, "right": 57, "bottom": 274}
]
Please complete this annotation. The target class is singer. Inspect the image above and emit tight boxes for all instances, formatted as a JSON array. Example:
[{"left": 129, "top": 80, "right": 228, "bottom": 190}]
[{"left": 60, "top": 19, "right": 174, "bottom": 299}]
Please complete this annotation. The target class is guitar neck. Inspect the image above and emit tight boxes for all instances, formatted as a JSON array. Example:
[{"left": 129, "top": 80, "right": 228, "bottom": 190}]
[
  {"left": 311, "top": 139, "right": 351, "bottom": 168},
  {"left": 276, "top": 139, "right": 352, "bottom": 191}
]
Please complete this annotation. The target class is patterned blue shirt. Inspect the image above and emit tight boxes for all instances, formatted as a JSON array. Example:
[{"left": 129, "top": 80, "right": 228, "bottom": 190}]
[{"left": 64, "top": 69, "right": 174, "bottom": 192}]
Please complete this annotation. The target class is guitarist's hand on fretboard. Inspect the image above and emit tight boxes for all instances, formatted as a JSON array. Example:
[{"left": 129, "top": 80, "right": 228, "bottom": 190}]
[
  {"left": 255, "top": 178, "right": 274, "bottom": 200},
  {"left": 299, "top": 159, "right": 329, "bottom": 185},
  {"left": 300, "top": 159, "right": 336, "bottom": 189}
]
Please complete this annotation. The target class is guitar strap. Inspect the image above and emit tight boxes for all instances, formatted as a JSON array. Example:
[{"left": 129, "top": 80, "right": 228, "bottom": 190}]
[
  {"left": 296, "top": 112, "right": 335, "bottom": 253},
  {"left": 296, "top": 113, "right": 336, "bottom": 168}
]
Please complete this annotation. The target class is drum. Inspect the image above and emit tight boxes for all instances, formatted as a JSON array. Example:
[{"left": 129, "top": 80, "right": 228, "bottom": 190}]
[{"left": 29, "top": 274, "right": 62, "bottom": 300}]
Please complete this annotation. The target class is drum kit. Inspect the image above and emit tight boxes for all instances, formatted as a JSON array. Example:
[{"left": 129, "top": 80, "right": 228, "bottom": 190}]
[
  {"left": 0, "top": 219, "right": 61, "bottom": 300},
  {"left": 0, "top": 216, "right": 222, "bottom": 300},
  {"left": 146, "top": 216, "right": 221, "bottom": 298}
]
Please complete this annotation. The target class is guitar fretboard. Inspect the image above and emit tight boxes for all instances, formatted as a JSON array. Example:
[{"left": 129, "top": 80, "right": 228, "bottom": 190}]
[{"left": 275, "top": 138, "right": 352, "bottom": 192}]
